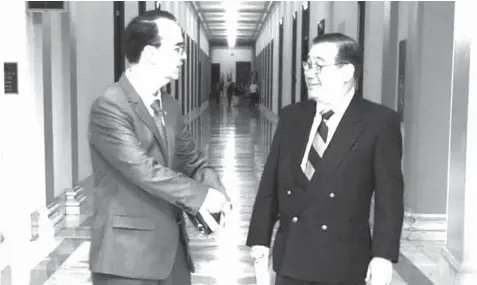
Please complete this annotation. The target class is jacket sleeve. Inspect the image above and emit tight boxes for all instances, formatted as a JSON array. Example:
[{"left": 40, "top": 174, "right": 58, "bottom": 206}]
[
  {"left": 88, "top": 96, "right": 208, "bottom": 215},
  {"left": 246, "top": 114, "right": 284, "bottom": 247},
  {"left": 372, "top": 112, "right": 404, "bottom": 263}
]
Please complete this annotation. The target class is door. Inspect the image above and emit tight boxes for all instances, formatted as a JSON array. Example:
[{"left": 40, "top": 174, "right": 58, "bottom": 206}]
[
  {"left": 300, "top": 2, "right": 310, "bottom": 101},
  {"left": 357, "top": 1, "right": 366, "bottom": 98},
  {"left": 291, "top": 11, "right": 298, "bottom": 104},
  {"left": 138, "top": 1, "right": 146, "bottom": 14},
  {"left": 198, "top": 61, "right": 202, "bottom": 104},
  {"left": 236, "top": 61, "right": 252, "bottom": 86},
  {"left": 211, "top": 63, "right": 220, "bottom": 88},
  {"left": 269, "top": 43, "right": 274, "bottom": 110},
  {"left": 278, "top": 18, "right": 284, "bottom": 110},
  {"left": 114, "top": 1, "right": 125, "bottom": 82}
]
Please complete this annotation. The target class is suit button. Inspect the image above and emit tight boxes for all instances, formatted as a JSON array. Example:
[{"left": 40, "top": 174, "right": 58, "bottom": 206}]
[
  {"left": 292, "top": 217, "right": 298, "bottom": 223},
  {"left": 329, "top": 193, "right": 335, "bottom": 198},
  {"left": 321, "top": 225, "right": 328, "bottom": 231},
  {"left": 287, "top": 190, "right": 291, "bottom": 195}
]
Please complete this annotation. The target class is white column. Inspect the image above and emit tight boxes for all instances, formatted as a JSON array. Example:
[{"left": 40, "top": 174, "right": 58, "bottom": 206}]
[
  {"left": 0, "top": 3, "right": 46, "bottom": 285},
  {"left": 440, "top": 0, "right": 477, "bottom": 284}
]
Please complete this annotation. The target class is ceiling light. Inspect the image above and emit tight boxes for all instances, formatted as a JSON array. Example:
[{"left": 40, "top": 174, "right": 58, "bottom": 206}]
[{"left": 222, "top": 0, "right": 239, "bottom": 48}]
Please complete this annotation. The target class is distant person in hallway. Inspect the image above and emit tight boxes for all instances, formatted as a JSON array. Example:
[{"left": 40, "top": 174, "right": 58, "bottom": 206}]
[
  {"left": 88, "top": 10, "right": 231, "bottom": 285},
  {"left": 249, "top": 80, "right": 259, "bottom": 108},
  {"left": 246, "top": 33, "right": 404, "bottom": 285},
  {"left": 215, "top": 81, "right": 221, "bottom": 104},
  {"left": 227, "top": 82, "right": 235, "bottom": 105}
]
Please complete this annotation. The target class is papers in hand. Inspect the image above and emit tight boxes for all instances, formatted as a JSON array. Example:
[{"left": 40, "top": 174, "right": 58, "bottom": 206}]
[
  {"left": 186, "top": 208, "right": 223, "bottom": 235},
  {"left": 254, "top": 256, "right": 271, "bottom": 285}
]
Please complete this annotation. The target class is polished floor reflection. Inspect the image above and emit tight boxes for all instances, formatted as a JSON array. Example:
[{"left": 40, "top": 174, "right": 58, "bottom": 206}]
[{"left": 14, "top": 101, "right": 411, "bottom": 285}]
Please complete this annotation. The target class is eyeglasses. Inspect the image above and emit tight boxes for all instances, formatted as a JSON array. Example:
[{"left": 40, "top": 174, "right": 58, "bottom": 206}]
[
  {"left": 302, "top": 61, "right": 345, "bottom": 74},
  {"left": 173, "top": 46, "right": 185, "bottom": 56},
  {"left": 150, "top": 44, "right": 185, "bottom": 56}
]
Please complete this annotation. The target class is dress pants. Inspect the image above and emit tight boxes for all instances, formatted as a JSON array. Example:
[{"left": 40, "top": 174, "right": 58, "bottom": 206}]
[
  {"left": 275, "top": 275, "right": 365, "bottom": 285},
  {"left": 91, "top": 240, "right": 191, "bottom": 285}
]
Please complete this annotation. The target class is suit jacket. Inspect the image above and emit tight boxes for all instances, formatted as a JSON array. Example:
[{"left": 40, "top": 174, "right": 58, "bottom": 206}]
[
  {"left": 88, "top": 74, "right": 226, "bottom": 280},
  {"left": 246, "top": 96, "right": 404, "bottom": 284}
]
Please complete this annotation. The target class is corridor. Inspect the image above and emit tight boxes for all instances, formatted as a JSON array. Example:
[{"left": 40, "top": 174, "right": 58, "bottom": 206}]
[{"left": 22, "top": 103, "right": 407, "bottom": 285}]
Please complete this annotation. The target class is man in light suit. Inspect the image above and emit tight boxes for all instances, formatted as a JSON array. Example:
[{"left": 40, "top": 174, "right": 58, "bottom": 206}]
[
  {"left": 88, "top": 10, "right": 231, "bottom": 285},
  {"left": 246, "top": 33, "right": 404, "bottom": 285}
]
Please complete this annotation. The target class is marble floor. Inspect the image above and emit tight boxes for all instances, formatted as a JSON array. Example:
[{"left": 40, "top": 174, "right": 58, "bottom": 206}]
[{"left": 3, "top": 101, "right": 415, "bottom": 285}]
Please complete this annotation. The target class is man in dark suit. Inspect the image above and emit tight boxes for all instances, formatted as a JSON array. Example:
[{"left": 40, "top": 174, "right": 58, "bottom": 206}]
[
  {"left": 246, "top": 33, "right": 404, "bottom": 285},
  {"left": 88, "top": 10, "right": 231, "bottom": 285}
]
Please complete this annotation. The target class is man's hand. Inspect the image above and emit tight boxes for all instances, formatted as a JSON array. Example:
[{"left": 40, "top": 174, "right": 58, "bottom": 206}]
[
  {"left": 250, "top": 245, "right": 270, "bottom": 262},
  {"left": 365, "top": 257, "right": 393, "bottom": 285},
  {"left": 200, "top": 188, "right": 227, "bottom": 213},
  {"left": 252, "top": 245, "right": 271, "bottom": 285},
  {"left": 219, "top": 201, "right": 233, "bottom": 227}
]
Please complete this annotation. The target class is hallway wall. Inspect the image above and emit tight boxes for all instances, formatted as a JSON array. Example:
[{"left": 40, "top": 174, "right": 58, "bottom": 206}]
[
  {"left": 73, "top": 1, "right": 115, "bottom": 187},
  {"left": 0, "top": 0, "right": 45, "bottom": 244},
  {"left": 0, "top": 1, "right": 211, "bottom": 248}
]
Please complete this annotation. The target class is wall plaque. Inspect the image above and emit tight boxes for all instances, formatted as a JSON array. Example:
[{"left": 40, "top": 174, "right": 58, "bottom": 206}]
[
  {"left": 4, "top": 62, "right": 18, "bottom": 94},
  {"left": 27, "top": 1, "right": 65, "bottom": 10}
]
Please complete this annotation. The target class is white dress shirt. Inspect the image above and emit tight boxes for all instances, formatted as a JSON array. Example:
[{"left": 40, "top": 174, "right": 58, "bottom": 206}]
[
  {"left": 249, "top": 83, "right": 259, "bottom": 93},
  {"left": 125, "top": 68, "right": 162, "bottom": 116},
  {"left": 300, "top": 88, "right": 355, "bottom": 172}
]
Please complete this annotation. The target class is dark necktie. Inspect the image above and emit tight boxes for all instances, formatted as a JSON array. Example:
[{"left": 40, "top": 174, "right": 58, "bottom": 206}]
[
  {"left": 304, "top": 110, "right": 334, "bottom": 180},
  {"left": 150, "top": 99, "right": 168, "bottom": 150}
]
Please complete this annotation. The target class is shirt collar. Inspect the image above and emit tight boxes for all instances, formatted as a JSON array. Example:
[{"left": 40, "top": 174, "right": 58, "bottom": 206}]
[
  {"left": 125, "top": 68, "right": 161, "bottom": 109},
  {"left": 316, "top": 87, "right": 355, "bottom": 117}
]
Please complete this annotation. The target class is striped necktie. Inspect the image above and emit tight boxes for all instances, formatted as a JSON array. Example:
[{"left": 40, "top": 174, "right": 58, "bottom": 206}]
[
  {"left": 150, "top": 99, "right": 168, "bottom": 150},
  {"left": 303, "top": 110, "right": 334, "bottom": 180}
]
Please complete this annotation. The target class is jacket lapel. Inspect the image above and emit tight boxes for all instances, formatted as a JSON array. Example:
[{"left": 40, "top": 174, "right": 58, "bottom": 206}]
[
  {"left": 119, "top": 74, "right": 169, "bottom": 165},
  {"left": 308, "top": 96, "right": 365, "bottom": 187},
  {"left": 295, "top": 96, "right": 366, "bottom": 214},
  {"left": 291, "top": 100, "right": 316, "bottom": 185}
]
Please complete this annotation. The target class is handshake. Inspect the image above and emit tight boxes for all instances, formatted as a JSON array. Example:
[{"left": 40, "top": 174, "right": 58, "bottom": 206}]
[{"left": 187, "top": 188, "right": 232, "bottom": 235}]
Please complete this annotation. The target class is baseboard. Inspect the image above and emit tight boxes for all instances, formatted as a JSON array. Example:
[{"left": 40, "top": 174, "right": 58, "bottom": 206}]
[
  {"left": 439, "top": 246, "right": 477, "bottom": 285},
  {"left": 30, "top": 193, "right": 66, "bottom": 241},
  {"left": 402, "top": 211, "right": 447, "bottom": 241},
  {"left": 30, "top": 180, "right": 91, "bottom": 241}
]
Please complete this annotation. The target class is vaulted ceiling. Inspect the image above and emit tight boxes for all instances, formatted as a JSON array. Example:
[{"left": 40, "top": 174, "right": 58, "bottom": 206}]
[{"left": 191, "top": 1, "right": 275, "bottom": 47}]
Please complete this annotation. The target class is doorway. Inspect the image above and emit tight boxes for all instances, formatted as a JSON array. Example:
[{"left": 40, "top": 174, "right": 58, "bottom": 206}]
[
  {"left": 114, "top": 1, "right": 125, "bottom": 82},
  {"left": 357, "top": 1, "right": 366, "bottom": 98},
  {"left": 291, "top": 11, "right": 298, "bottom": 104},
  {"left": 278, "top": 18, "right": 284, "bottom": 110},
  {"left": 300, "top": 2, "right": 310, "bottom": 101},
  {"left": 211, "top": 63, "right": 220, "bottom": 102},
  {"left": 138, "top": 1, "right": 146, "bottom": 15},
  {"left": 236, "top": 61, "right": 252, "bottom": 86},
  {"left": 211, "top": 63, "right": 220, "bottom": 88},
  {"left": 198, "top": 61, "right": 202, "bottom": 105}
]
